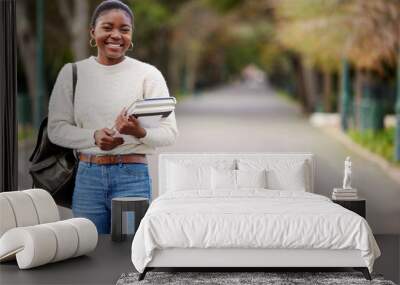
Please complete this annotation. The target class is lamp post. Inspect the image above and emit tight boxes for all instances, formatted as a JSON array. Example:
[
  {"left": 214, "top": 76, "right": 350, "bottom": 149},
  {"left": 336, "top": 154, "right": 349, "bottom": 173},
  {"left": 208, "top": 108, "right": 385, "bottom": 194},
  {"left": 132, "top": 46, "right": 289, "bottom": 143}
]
[
  {"left": 0, "top": 0, "right": 18, "bottom": 191},
  {"left": 34, "top": 0, "right": 45, "bottom": 129}
]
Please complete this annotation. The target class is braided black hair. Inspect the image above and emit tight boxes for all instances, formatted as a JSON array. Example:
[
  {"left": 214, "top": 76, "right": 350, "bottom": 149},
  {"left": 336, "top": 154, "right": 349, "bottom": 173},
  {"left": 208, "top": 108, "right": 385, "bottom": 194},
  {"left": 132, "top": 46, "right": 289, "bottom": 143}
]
[{"left": 90, "top": 0, "right": 134, "bottom": 28}]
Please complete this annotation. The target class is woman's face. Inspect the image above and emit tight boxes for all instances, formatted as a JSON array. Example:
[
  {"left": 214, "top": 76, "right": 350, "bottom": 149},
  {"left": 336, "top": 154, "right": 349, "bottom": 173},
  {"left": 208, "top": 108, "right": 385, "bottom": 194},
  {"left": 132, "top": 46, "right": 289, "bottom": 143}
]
[{"left": 90, "top": 9, "right": 132, "bottom": 64}]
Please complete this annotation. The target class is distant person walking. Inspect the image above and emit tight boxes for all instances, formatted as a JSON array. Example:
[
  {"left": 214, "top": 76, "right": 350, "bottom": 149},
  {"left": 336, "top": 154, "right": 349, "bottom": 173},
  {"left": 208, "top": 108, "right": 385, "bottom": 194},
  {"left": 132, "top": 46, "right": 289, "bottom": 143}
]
[{"left": 48, "top": 0, "right": 178, "bottom": 233}]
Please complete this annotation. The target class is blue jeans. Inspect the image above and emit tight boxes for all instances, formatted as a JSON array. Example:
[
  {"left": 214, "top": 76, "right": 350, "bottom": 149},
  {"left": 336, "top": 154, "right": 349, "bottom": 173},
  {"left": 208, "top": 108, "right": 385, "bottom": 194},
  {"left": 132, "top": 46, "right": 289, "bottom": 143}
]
[{"left": 72, "top": 161, "right": 151, "bottom": 234}]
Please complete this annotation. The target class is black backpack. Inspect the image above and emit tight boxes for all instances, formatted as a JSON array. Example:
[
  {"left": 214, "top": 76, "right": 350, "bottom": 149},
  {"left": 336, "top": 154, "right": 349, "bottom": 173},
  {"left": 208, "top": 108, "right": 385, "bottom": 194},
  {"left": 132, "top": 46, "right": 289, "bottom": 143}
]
[{"left": 29, "top": 63, "right": 78, "bottom": 208}]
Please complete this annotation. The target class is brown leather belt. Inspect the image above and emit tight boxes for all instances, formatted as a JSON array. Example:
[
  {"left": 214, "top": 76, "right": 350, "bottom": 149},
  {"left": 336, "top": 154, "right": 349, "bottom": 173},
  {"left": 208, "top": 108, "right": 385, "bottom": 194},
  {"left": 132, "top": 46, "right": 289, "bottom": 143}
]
[{"left": 79, "top": 153, "right": 147, "bottom": 165}]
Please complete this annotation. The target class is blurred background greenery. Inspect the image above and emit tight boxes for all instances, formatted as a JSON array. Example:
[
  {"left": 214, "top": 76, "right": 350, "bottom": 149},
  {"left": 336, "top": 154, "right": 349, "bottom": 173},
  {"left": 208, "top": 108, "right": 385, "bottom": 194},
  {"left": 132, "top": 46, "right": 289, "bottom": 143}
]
[{"left": 16, "top": 0, "right": 400, "bottom": 162}]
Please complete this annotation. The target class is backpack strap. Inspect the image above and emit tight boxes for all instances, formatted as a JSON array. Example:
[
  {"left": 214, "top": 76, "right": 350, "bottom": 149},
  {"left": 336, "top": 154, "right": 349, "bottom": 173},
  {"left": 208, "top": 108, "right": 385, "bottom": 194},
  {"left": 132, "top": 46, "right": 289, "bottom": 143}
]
[
  {"left": 29, "top": 118, "right": 48, "bottom": 162},
  {"left": 71, "top": 63, "right": 79, "bottom": 159},
  {"left": 72, "top": 63, "right": 77, "bottom": 105}
]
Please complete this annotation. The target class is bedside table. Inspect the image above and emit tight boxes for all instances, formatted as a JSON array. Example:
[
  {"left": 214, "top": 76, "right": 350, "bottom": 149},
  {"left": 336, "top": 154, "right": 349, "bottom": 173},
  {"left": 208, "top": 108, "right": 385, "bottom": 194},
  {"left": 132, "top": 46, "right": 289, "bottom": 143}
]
[
  {"left": 111, "top": 197, "right": 149, "bottom": 242},
  {"left": 332, "top": 198, "right": 366, "bottom": 218}
]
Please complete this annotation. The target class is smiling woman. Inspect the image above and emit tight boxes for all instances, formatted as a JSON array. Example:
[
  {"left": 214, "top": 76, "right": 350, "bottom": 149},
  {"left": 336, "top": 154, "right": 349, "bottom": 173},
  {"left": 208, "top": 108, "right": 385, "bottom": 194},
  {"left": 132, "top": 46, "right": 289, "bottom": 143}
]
[
  {"left": 46, "top": 0, "right": 178, "bottom": 234},
  {"left": 90, "top": 0, "right": 134, "bottom": 65}
]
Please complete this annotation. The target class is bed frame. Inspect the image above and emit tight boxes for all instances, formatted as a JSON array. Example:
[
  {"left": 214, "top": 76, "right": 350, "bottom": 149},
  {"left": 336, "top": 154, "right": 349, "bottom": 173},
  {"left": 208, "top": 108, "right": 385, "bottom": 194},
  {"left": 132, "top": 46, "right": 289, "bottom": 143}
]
[
  {"left": 140, "top": 248, "right": 370, "bottom": 280},
  {"left": 138, "top": 153, "right": 372, "bottom": 281}
]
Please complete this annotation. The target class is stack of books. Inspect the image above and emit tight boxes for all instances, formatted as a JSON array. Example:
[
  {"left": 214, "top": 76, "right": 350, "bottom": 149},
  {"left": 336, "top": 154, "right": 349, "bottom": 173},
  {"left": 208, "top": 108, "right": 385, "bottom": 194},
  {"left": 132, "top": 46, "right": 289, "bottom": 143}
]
[
  {"left": 127, "top": 97, "right": 176, "bottom": 118},
  {"left": 332, "top": 188, "right": 358, "bottom": 200},
  {"left": 125, "top": 97, "right": 176, "bottom": 128}
]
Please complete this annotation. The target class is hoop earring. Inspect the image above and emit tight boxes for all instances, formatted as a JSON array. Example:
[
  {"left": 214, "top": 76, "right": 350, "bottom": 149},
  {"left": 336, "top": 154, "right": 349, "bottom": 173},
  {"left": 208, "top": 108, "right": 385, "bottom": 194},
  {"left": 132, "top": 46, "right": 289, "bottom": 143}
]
[
  {"left": 127, "top": 41, "right": 134, "bottom": 51},
  {"left": 89, "top": 38, "right": 97, "bottom": 48}
]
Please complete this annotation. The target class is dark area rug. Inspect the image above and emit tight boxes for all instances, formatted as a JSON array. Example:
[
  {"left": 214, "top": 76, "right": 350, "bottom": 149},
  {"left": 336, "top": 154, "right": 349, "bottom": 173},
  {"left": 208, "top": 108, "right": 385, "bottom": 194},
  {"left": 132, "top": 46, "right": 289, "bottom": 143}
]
[{"left": 116, "top": 271, "right": 396, "bottom": 285}]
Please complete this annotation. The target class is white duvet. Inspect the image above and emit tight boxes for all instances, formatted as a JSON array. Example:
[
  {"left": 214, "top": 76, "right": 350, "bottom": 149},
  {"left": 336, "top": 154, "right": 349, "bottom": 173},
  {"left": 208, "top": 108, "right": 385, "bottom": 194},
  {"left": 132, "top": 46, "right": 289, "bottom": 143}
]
[{"left": 131, "top": 190, "right": 380, "bottom": 273}]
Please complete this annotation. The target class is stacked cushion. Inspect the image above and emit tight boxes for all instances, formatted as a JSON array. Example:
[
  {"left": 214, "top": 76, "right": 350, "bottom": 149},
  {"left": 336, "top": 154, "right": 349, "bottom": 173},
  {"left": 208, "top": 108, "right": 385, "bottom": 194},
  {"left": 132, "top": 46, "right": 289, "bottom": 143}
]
[
  {"left": 0, "top": 189, "right": 59, "bottom": 237},
  {"left": 0, "top": 196, "right": 17, "bottom": 237},
  {"left": 0, "top": 218, "right": 97, "bottom": 269},
  {"left": 0, "top": 189, "right": 97, "bottom": 269}
]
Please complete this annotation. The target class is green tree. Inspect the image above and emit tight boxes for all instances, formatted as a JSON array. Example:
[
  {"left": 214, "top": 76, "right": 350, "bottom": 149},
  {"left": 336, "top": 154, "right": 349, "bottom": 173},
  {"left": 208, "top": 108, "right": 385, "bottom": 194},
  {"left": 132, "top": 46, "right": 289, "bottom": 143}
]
[{"left": 276, "top": 0, "right": 400, "bottom": 160}]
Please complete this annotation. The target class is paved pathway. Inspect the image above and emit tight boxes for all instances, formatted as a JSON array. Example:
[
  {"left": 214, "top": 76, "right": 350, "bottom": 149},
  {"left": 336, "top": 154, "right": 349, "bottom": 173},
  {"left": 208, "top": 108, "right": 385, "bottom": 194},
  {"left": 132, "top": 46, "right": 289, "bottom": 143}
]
[{"left": 148, "top": 81, "right": 400, "bottom": 234}]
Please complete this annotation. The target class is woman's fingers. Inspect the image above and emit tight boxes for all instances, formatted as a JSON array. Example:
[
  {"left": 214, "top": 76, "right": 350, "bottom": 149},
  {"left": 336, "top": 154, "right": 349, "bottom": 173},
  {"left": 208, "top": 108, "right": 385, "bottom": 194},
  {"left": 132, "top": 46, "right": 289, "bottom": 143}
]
[
  {"left": 101, "top": 128, "right": 123, "bottom": 142},
  {"left": 95, "top": 128, "right": 124, "bottom": 150},
  {"left": 116, "top": 108, "right": 128, "bottom": 122},
  {"left": 102, "top": 134, "right": 124, "bottom": 144},
  {"left": 113, "top": 137, "right": 124, "bottom": 146},
  {"left": 103, "top": 128, "right": 115, "bottom": 136},
  {"left": 114, "top": 110, "right": 125, "bottom": 130},
  {"left": 101, "top": 136, "right": 115, "bottom": 144},
  {"left": 115, "top": 111, "right": 131, "bottom": 132},
  {"left": 128, "top": 115, "right": 138, "bottom": 122},
  {"left": 99, "top": 138, "right": 124, "bottom": 150},
  {"left": 118, "top": 107, "right": 126, "bottom": 117}
]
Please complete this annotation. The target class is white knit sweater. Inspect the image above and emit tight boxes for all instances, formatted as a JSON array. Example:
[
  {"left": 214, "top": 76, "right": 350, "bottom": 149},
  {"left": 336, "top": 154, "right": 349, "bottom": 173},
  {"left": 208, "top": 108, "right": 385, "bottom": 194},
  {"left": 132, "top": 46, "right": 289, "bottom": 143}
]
[{"left": 48, "top": 56, "right": 178, "bottom": 155}]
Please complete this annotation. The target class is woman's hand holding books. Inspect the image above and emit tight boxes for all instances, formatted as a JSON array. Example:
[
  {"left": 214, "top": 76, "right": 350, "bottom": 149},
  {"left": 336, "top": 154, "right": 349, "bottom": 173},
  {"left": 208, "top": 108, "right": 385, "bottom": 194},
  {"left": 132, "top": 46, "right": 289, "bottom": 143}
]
[
  {"left": 94, "top": 128, "right": 124, "bottom": 150},
  {"left": 114, "top": 108, "right": 147, "bottom": 139}
]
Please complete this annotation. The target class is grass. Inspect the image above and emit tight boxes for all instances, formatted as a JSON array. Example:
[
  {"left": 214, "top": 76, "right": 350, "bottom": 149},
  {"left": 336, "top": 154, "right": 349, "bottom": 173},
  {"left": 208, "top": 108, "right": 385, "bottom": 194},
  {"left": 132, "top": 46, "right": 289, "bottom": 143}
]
[
  {"left": 18, "top": 125, "right": 36, "bottom": 142},
  {"left": 347, "top": 127, "right": 399, "bottom": 165},
  {"left": 276, "top": 89, "right": 297, "bottom": 104},
  {"left": 174, "top": 92, "right": 188, "bottom": 101}
]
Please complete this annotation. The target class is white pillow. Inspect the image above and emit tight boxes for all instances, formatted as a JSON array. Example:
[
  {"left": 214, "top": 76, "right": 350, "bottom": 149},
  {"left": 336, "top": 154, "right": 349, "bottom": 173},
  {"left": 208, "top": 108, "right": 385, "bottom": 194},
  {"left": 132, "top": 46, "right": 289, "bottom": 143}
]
[
  {"left": 238, "top": 159, "right": 307, "bottom": 191},
  {"left": 267, "top": 163, "right": 306, "bottom": 191},
  {"left": 211, "top": 169, "right": 268, "bottom": 190},
  {"left": 167, "top": 163, "right": 212, "bottom": 191},
  {"left": 211, "top": 169, "right": 236, "bottom": 191},
  {"left": 166, "top": 159, "right": 236, "bottom": 170},
  {"left": 236, "top": 169, "right": 267, "bottom": 189}
]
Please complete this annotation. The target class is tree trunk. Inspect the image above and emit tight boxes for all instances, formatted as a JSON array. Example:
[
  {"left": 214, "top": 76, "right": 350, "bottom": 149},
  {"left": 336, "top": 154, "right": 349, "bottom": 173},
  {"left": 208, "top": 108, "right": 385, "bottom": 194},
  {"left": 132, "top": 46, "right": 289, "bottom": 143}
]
[
  {"left": 353, "top": 68, "right": 364, "bottom": 128},
  {"left": 168, "top": 49, "right": 182, "bottom": 95},
  {"left": 15, "top": 1, "right": 37, "bottom": 110},
  {"left": 395, "top": 47, "right": 400, "bottom": 161},
  {"left": 185, "top": 43, "right": 200, "bottom": 95},
  {"left": 168, "top": 31, "right": 184, "bottom": 95},
  {"left": 322, "top": 70, "right": 333, "bottom": 112},
  {"left": 185, "top": 39, "right": 201, "bottom": 94},
  {"left": 340, "top": 59, "right": 351, "bottom": 131},
  {"left": 57, "top": 0, "right": 89, "bottom": 61},
  {"left": 302, "top": 62, "right": 318, "bottom": 112},
  {"left": 291, "top": 56, "right": 310, "bottom": 113}
]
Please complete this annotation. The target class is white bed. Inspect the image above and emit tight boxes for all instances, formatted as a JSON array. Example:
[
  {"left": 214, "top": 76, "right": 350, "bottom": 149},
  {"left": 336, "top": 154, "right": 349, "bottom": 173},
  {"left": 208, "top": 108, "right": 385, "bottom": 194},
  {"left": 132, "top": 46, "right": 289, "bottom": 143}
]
[{"left": 131, "top": 153, "right": 380, "bottom": 280}]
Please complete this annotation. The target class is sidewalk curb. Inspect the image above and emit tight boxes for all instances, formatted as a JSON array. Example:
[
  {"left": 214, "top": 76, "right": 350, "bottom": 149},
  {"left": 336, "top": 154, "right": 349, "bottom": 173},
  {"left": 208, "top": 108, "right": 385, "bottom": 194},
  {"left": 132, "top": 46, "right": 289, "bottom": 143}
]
[{"left": 316, "top": 126, "right": 400, "bottom": 186}]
